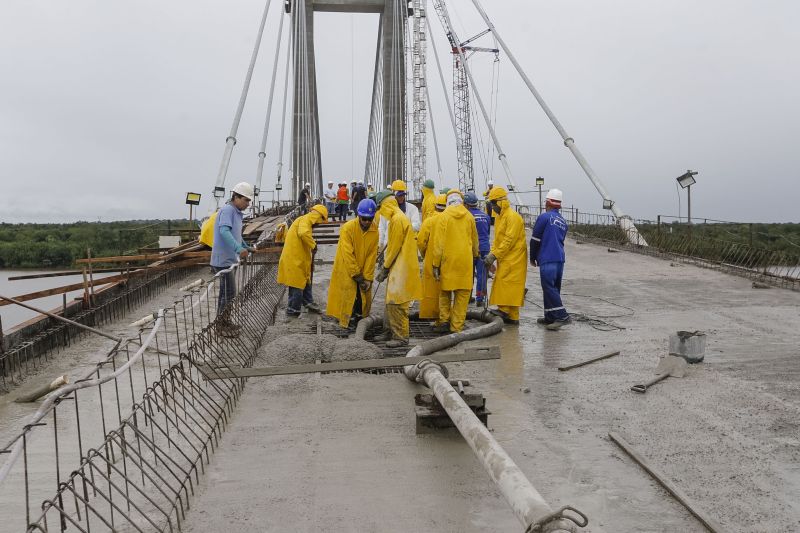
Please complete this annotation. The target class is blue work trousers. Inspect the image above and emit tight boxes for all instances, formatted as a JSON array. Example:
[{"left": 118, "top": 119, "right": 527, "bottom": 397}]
[
  {"left": 539, "top": 261, "right": 569, "bottom": 321},
  {"left": 212, "top": 266, "right": 236, "bottom": 316},
  {"left": 474, "top": 250, "right": 489, "bottom": 302},
  {"left": 287, "top": 283, "right": 314, "bottom": 316}
]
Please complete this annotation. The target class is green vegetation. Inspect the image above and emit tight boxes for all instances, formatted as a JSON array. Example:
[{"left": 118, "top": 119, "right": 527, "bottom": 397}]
[{"left": 0, "top": 220, "right": 194, "bottom": 269}]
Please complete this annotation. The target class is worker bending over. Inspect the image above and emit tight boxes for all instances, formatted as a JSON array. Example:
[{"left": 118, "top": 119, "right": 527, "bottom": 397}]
[
  {"left": 326, "top": 199, "right": 378, "bottom": 328},
  {"left": 530, "top": 188, "right": 570, "bottom": 330},
  {"left": 484, "top": 187, "right": 527, "bottom": 325},
  {"left": 417, "top": 193, "right": 447, "bottom": 324},
  {"left": 374, "top": 191, "right": 422, "bottom": 347},
  {"left": 465, "top": 192, "right": 491, "bottom": 305},
  {"left": 378, "top": 180, "right": 421, "bottom": 250},
  {"left": 420, "top": 179, "right": 436, "bottom": 222},
  {"left": 210, "top": 182, "right": 255, "bottom": 337},
  {"left": 432, "top": 190, "right": 479, "bottom": 333},
  {"left": 277, "top": 204, "right": 328, "bottom": 317}
]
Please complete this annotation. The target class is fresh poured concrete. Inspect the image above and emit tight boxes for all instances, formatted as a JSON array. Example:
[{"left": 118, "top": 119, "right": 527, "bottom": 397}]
[{"left": 175, "top": 239, "right": 800, "bottom": 532}]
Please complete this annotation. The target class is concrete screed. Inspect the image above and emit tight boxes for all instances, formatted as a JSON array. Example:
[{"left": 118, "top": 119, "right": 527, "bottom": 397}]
[{"left": 180, "top": 237, "right": 800, "bottom": 533}]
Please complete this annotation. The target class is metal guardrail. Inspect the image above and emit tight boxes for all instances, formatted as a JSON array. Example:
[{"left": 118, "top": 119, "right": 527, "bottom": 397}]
[
  {"left": 0, "top": 255, "right": 284, "bottom": 532},
  {"left": 565, "top": 210, "right": 800, "bottom": 290}
]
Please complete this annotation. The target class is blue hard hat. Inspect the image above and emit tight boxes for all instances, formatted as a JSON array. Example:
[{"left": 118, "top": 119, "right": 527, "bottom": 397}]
[
  {"left": 357, "top": 198, "right": 377, "bottom": 217},
  {"left": 464, "top": 192, "right": 479, "bottom": 206}
]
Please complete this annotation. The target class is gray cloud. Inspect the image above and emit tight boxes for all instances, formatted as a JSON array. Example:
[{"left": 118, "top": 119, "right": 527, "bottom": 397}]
[{"left": 1, "top": 0, "right": 798, "bottom": 223}]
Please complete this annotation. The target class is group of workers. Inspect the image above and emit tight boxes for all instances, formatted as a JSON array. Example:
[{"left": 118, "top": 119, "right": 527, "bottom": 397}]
[
  {"left": 207, "top": 177, "right": 570, "bottom": 340},
  {"left": 324, "top": 180, "right": 374, "bottom": 222}
]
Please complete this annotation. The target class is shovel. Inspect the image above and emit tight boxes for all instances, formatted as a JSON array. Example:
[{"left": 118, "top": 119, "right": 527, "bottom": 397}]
[{"left": 631, "top": 355, "right": 688, "bottom": 394}]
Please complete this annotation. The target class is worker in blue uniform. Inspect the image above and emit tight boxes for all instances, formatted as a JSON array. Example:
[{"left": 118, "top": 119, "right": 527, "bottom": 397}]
[
  {"left": 465, "top": 192, "right": 491, "bottom": 305},
  {"left": 530, "top": 188, "right": 570, "bottom": 330}
]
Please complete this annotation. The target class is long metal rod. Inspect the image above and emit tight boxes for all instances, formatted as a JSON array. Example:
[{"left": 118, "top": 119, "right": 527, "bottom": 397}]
[
  {"left": 466, "top": 0, "right": 647, "bottom": 245},
  {"left": 434, "top": 2, "right": 522, "bottom": 203},
  {"left": 254, "top": 10, "right": 286, "bottom": 205},
  {"left": 0, "top": 294, "right": 121, "bottom": 342},
  {"left": 213, "top": 0, "right": 273, "bottom": 198},
  {"left": 609, "top": 432, "right": 722, "bottom": 532},
  {"left": 557, "top": 350, "right": 620, "bottom": 372}
]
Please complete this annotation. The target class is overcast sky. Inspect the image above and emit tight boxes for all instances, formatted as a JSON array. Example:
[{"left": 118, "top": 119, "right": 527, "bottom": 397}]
[{"left": 1, "top": 0, "right": 798, "bottom": 224}]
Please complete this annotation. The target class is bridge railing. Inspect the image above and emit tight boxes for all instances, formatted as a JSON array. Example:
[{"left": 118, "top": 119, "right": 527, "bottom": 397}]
[
  {"left": 555, "top": 208, "right": 800, "bottom": 290},
  {"left": 0, "top": 254, "right": 284, "bottom": 532}
]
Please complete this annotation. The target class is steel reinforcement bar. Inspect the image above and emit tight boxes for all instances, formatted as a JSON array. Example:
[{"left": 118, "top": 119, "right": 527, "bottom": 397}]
[{"left": 0, "top": 256, "right": 284, "bottom": 532}]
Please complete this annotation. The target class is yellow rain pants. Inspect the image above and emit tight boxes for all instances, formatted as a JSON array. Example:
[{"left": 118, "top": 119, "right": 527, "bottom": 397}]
[
  {"left": 416, "top": 211, "right": 441, "bottom": 320},
  {"left": 488, "top": 199, "right": 527, "bottom": 316},
  {"left": 439, "top": 289, "right": 471, "bottom": 332}
]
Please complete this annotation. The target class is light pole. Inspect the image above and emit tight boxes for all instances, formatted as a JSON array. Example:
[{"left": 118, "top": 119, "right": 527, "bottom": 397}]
[
  {"left": 676, "top": 170, "right": 698, "bottom": 237},
  {"left": 536, "top": 176, "right": 545, "bottom": 212}
]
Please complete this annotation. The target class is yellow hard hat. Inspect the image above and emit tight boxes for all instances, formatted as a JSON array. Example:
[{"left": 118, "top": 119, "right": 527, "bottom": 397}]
[
  {"left": 487, "top": 186, "right": 508, "bottom": 202},
  {"left": 446, "top": 189, "right": 463, "bottom": 198},
  {"left": 311, "top": 204, "right": 328, "bottom": 222},
  {"left": 435, "top": 194, "right": 447, "bottom": 206},
  {"left": 390, "top": 180, "right": 407, "bottom": 192}
]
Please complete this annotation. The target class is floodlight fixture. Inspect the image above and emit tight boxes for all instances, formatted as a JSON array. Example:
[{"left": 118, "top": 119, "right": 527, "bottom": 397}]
[
  {"left": 185, "top": 192, "right": 201, "bottom": 206},
  {"left": 507, "top": 184, "right": 515, "bottom": 192},
  {"left": 602, "top": 199, "right": 614, "bottom": 210},
  {"left": 213, "top": 186, "right": 226, "bottom": 199},
  {"left": 535, "top": 177, "right": 545, "bottom": 186},
  {"left": 676, "top": 170, "right": 697, "bottom": 189}
]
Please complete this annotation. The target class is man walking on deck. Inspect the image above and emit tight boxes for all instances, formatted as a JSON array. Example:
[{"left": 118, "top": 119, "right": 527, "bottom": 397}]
[
  {"left": 432, "top": 190, "right": 479, "bottom": 333},
  {"left": 326, "top": 199, "right": 378, "bottom": 328},
  {"left": 530, "top": 188, "right": 570, "bottom": 330},
  {"left": 278, "top": 204, "right": 328, "bottom": 318},
  {"left": 465, "top": 192, "right": 491, "bottom": 306},
  {"left": 211, "top": 182, "right": 255, "bottom": 337},
  {"left": 374, "top": 190, "right": 422, "bottom": 347},
  {"left": 324, "top": 180, "right": 337, "bottom": 219}
]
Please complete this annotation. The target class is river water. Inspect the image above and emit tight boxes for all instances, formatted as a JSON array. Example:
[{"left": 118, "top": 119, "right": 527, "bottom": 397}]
[{"left": 0, "top": 270, "right": 114, "bottom": 332}]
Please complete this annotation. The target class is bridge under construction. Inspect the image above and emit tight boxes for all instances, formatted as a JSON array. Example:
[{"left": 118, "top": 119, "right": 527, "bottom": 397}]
[{"left": 1, "top": 1, "right": 799, "bottom": 532}]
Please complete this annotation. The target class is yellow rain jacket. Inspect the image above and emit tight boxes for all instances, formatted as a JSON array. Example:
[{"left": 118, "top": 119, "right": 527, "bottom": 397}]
[
  {"left": 380, "top": 197, "right": 422, "bottom": 305},
  {"left": 432, "top": 204, "right": 479, "bottom": 291},
  {"left": 489, "top": 199, "right": 527, "bottom": 306},
  {"left": 482, "top": 188, "right": 497, "bottom": 219},
  {"left": 199, "top": 211, "right": 218, "bottom": 247},
  {"left": 416, "top": 210, "right": 441, "bottom": 318},
  {"left": 421, "top": 187, "right": 436, "bottom": 222},
  {"left": 277, "top": 210, "right": 322, "bottom": 289},
  {"left": 326, "top": 218, "right": 378, "bottom": 327}
]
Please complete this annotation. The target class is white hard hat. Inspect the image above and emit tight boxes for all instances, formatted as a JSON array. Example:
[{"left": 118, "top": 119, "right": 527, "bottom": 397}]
[
  {"left": 328, "top": 180, "right": 333, "bottom": 184},
  {"left": 487, "top": 180, "right": 494, "bottom": 186},
  {"left": 304, "top": 182, "right": 310, "bottom": 187},
  {"left": 368, "top": 182, "right": 373, "bottom": 186},
  {"left": 546, "top": 188, "right": 563, "bottom": 202},
  {"left": 231, "top": 182, "right": 254, "bottom": 200}
]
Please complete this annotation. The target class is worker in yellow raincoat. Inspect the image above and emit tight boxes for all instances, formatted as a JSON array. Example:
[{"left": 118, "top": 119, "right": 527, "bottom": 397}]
[
  {"left": 431, "top": 190, "right": 478, "bottom": 333},
  {"left": 374, "top": 191, "right": 422, "bottom": 347},
  {"left": 326, "top": 199, "right": 379, "bottom": 328},
  {"left": 420, "top": 179, "right": 436, "bottom": 222},
  {"left": 199, "top": 210, "right": 218, "bottom": 248},
  {"left": 417, "top": 193, "right": 447, "bottom": 322},
  {"left": 277, "top": 204, "right": 328, "bottom": 317},
  {"left": 483, "top": 186, "right": 526, "bottom": 324}
]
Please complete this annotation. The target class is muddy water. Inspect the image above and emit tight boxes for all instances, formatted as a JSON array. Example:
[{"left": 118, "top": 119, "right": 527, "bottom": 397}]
[{"left": 0, "top": 269, "right": 115, "bottom": 331}]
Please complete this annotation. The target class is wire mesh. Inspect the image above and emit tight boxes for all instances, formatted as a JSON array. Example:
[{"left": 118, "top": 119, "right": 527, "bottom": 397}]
[{"left": 0, "top": 256, "right": 284, "bottom": 532}]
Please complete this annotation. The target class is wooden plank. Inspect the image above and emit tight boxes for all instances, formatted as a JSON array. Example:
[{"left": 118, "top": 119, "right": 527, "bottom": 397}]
[
  {"left": 76, "top": 253, "right": 162, "bottom": 264},
  {"left": 8, "top": 268, "right": 127, "bottom": 280},
  {"left": 199, "top": 347, "right": 500, "bottom": 379},
  {"left": 609, "top": 432, "right": 724, "bottom": 533}
]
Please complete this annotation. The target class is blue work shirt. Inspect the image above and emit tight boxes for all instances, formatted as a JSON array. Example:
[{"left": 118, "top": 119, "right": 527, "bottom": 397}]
[
  {"left": 211, "top": 202, "right": 244, "bottom": 268},
  {"left": 468, "top": 207, "right": 491, "bottom": 252},
  {"left": 530, "top": 209, "right": 568, "bottom": 264}
]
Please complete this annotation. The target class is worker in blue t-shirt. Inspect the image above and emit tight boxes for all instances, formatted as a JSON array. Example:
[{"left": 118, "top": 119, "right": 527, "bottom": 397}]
[
  {"left": 211, "top": 182, "right": 256, "bottom": 337},
  {"left": 530, "top": 188, "right": 570, "bottom": 330},
  {"left": 465, "top": 192, "right": 491, "bottom": 305}
]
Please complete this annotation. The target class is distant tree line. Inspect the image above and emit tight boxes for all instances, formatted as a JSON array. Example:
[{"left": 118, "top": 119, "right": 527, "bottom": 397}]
[{"left": 0, "top": 220, "right": 193, "bottom": 269}]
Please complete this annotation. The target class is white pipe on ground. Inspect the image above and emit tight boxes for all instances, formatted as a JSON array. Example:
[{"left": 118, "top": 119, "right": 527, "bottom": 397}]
[{"left": 355, "top": 310, "right": 584, "bottom": 531}]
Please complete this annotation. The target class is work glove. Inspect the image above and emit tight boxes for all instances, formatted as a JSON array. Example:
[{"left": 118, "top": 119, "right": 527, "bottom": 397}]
[
  {"left": 483, "top": 253, "right": 496, "bottom": 267},
  {"left": 375, "top": 266, "right": 390, "bottom": 283},
  {"left": 353, "top": 273, "right": 370, "bottom": 291},
  {"left": 376, "top": 249, "right": 385, "bottom": 267},
  {"left": 432, "top": 266, "right": 440, "bottom": 281},
  {"left": 360, "top": 279, "right": 372, "bottom": 292}
]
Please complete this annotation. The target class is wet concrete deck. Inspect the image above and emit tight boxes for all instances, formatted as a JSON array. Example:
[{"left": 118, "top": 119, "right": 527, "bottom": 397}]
[{"left": 173, "top": 239, "right": 799, "bottom": 532}]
